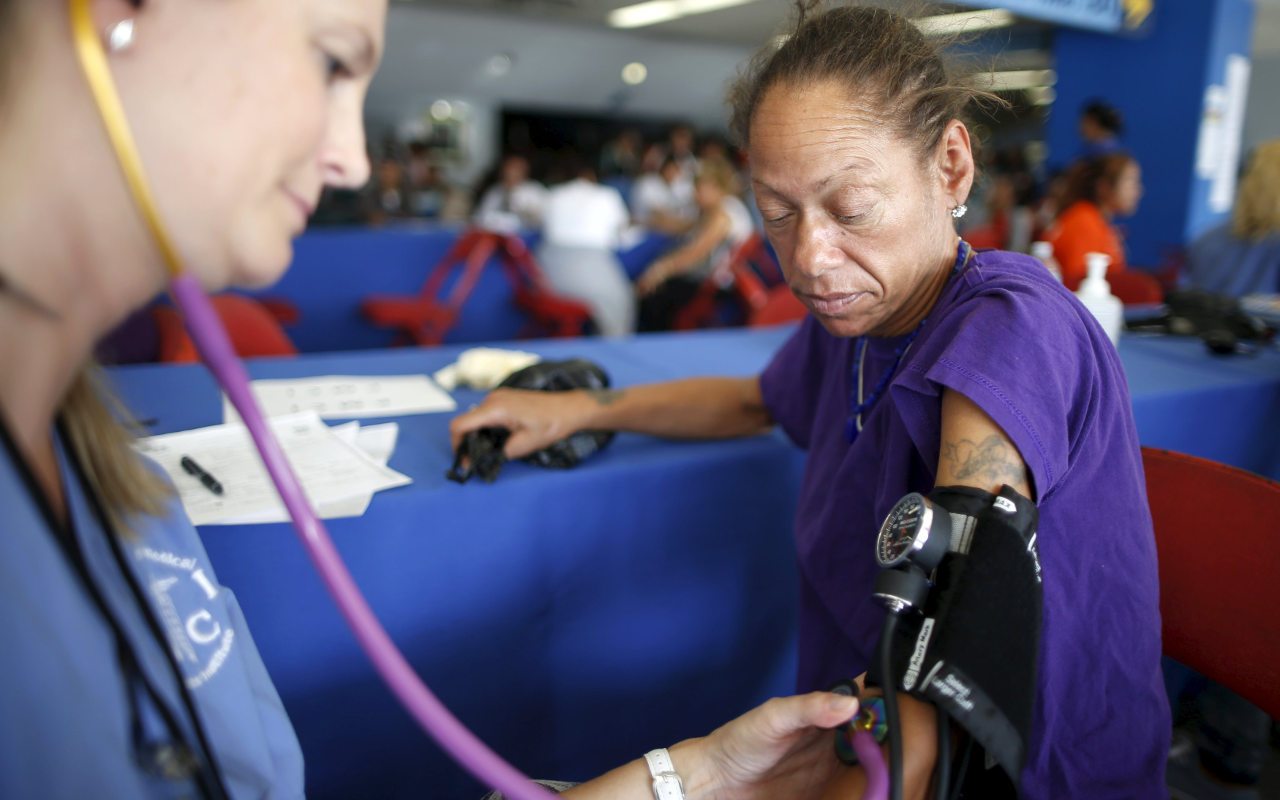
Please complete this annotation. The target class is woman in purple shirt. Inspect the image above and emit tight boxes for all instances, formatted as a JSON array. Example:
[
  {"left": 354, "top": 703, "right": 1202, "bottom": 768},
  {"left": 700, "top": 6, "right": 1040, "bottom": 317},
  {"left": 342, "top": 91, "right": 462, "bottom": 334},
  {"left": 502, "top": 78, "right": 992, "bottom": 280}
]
[{"left": 456, "top": 4, "right": 1170, "bottom": 798}]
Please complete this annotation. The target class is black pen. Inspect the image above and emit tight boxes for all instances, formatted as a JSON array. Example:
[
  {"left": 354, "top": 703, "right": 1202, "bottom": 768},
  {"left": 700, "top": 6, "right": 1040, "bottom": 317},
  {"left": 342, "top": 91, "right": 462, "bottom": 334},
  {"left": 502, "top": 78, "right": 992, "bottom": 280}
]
[{"left": 180, "top": 455, "right": 224, "bottom": 496}]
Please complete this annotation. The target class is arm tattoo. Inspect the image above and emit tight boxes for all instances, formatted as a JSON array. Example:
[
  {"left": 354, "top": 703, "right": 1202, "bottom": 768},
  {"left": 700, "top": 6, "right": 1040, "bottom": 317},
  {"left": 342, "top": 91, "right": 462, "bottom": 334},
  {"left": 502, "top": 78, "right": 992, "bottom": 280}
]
[
  {"left": 941, "top": 434, "right": 1028, "bottom": 489},
  {"left": 587, "top": 388, "right": 625, "bottom": 406}
]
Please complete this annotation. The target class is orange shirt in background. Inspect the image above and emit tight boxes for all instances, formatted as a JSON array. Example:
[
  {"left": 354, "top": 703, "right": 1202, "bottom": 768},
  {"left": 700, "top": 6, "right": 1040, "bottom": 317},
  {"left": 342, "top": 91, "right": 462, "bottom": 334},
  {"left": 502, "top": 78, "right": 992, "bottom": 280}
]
[{"left": 1045, "top": 200, "right": 1127, "bottom": 290}]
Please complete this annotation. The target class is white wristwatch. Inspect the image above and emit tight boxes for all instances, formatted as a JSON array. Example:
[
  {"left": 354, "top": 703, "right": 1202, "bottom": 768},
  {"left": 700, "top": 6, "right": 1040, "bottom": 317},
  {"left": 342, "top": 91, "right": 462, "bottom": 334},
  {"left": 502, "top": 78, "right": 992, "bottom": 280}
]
[{"left": 643, "top": 748, "right": 686, "bottom": 800}]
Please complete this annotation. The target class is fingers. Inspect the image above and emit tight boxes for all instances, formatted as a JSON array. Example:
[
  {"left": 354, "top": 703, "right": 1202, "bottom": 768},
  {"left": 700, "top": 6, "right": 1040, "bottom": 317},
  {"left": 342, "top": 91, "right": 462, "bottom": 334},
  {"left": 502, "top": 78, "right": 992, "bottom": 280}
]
[
  {"left": 758, "top": 692, "right": 860, "bottom": 737},
  {"left": 448, "top": 393, "right": 514, "bottom": 450}
]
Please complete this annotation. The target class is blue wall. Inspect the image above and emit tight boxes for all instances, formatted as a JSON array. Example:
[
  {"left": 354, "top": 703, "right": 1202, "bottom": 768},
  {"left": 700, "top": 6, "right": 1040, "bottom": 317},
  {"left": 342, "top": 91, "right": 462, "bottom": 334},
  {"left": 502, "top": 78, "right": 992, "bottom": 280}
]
[{"left": 1048, "top": 0, "right": 1256, "bottom": 267}]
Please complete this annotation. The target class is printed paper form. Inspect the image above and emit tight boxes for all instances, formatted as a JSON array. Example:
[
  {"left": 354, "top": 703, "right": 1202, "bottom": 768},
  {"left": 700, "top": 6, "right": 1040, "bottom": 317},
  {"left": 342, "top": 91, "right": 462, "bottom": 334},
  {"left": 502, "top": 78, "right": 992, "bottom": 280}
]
[
  {"left": 223, "top": 375, "right": 455, "bottom": 423},
  {"left": 216, "top": 422, "right": 401, "bottom": 525},
  {"left": 137, "top": 412, "right": 410, "bottom": 526}
]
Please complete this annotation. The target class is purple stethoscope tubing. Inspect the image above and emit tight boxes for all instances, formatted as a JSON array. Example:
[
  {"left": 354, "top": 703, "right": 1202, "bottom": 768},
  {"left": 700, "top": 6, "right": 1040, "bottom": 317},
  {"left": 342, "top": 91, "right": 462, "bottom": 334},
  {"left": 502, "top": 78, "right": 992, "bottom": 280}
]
[
  {"left": 169, "top": 283, "right": 891, "bottom": 800},
  {"left": 169, "top": 275, "right": 558, "bottom": 800}
]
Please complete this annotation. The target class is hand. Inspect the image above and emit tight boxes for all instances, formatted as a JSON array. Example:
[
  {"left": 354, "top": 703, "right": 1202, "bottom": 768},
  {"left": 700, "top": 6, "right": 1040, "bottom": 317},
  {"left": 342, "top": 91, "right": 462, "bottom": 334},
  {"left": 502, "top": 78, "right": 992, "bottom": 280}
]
[
  {"left": 448, "top": 388, "right": 587, "bottom": 460},
  {"left": 677, "top": 691, "right": 859, "bottom": 800},
  {"left": 636, "top": 260, "right": 672, "bottom": 297}
]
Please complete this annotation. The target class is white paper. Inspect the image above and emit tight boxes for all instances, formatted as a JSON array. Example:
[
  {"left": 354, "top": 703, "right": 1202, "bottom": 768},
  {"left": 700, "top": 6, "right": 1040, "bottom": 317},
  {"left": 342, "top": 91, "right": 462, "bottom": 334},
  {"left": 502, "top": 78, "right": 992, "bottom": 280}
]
[
  {"left": 223, "top": 375, "right": 455, "bottom": 424},
  {"left": 354, "top": 423, "right": 399, "bottom": 466},
  {"left": 1210, "top": 55, "right": 1251, "bottom": 213},
  {"left": 1194, "top": 84, "right": 1226, "bottom": 179},
  {"left": 136, "top": 412, "right": 411, "bottom": 526},
  {"left": 213, "top": 421, "right": 402, "bottom": 524}
]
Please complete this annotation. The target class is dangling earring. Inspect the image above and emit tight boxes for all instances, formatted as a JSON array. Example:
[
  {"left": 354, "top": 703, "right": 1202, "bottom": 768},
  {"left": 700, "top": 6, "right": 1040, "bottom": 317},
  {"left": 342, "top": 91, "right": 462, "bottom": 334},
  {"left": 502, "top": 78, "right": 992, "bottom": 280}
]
[
  {"left": 106, "top": 19, "right": 135, "bottom": 53},
  {"left": 950, "top": 203, "right": 968, "bottom": 220}
]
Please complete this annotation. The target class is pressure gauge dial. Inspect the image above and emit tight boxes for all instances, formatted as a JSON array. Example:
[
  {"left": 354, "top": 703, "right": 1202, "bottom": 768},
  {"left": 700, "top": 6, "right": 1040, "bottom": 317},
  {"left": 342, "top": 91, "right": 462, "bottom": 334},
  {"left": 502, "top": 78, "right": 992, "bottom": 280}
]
[{"left": 875, "top": 492, "right": 951, "bottom": 572}]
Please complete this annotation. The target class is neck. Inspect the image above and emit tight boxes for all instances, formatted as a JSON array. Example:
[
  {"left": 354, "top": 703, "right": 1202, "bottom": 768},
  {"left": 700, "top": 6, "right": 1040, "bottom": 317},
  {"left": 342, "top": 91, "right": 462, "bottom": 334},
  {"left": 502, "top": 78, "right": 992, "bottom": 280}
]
[
  {"left": 872, "top": 236, "right": 961, "bottom": 337},
  {"left": 0, "top": 18, "right": 163, "bottom": 449}
]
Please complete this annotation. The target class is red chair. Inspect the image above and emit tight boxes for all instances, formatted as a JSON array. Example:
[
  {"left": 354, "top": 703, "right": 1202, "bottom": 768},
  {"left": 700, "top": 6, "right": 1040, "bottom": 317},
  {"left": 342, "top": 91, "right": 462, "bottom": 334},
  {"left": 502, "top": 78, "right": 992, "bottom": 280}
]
[
  {"left": 748, "top": 285, "right": 807, "bottom": 328},
  {"left": 153, "top": 294, "right": 298, "bottom": 363},
  {"left": 1107, "top": 270, "right": 1164, "bottom": 306},
  {"left": 362, "top": 229, "right": 593, "bottom": 346},
  {"left": 1141, "top": 447, "right": 1280, "bottom": 718},
  {"left": 673, "top": 233, "right": 780, "bottom": 331}
]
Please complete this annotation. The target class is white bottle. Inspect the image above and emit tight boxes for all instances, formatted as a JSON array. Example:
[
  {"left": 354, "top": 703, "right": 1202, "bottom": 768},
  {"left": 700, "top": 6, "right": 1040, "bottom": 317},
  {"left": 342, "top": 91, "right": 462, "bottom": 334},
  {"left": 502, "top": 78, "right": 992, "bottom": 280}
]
[
  {"left": 1076, "top": 252, "right": 1124, "bottom": 346},
  {"left": 1030, "top": 241, "right": 1062, "bottom": 282}
]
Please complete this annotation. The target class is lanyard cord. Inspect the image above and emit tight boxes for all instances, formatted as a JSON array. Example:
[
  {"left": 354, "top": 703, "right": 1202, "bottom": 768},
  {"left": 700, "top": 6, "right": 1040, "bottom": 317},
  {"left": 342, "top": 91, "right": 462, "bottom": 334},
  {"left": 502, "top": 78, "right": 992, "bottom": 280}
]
[
  {"left": 845, "top": 241, "right": 973, "bottom": 444},
  {"left": 0, "top": 418, "right": 223, "bottom": 800}
]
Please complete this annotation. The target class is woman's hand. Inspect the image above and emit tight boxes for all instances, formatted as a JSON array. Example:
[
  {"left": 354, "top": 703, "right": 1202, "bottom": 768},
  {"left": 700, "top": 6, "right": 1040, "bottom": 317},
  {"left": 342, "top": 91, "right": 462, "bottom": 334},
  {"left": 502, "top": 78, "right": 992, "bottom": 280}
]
[
  {"left": 449, "top": 388, "right": 590, "bottom": 459},
  {"left": 681, "top": 691, "right": 860, "bottom": 800},
  {"left": 561, "top": 691, "right": 859, "bottom": 800},
  {"left": 635, "top": 259, "right": 673, "bottom": 297}
]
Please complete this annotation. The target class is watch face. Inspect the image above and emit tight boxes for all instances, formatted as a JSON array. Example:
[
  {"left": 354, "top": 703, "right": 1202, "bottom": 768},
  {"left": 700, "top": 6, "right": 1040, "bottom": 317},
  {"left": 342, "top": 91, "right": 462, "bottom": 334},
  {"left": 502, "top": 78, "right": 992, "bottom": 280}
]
[{"left": 877, "top": 493, "right": 928, "bottom": 567}]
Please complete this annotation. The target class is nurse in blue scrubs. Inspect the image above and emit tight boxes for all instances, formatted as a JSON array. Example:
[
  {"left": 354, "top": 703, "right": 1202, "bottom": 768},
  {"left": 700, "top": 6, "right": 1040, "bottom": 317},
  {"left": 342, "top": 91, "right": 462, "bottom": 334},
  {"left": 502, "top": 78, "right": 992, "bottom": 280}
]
[{"left": 0, "top": 2, "right": 876, "bottom": 798}]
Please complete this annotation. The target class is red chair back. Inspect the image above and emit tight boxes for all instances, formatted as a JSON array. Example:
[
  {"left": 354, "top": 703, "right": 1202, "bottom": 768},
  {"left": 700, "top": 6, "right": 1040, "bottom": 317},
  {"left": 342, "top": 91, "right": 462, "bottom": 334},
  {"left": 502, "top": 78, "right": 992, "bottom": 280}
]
[
  {"left": 154, "top": 295, "right": 298, "bottom": 363},
  {"left": 363, "top": 229, "right": 594, "bottom": 346},
  {"left": 1142, "top": 447, "right": 1280, "bottom": 718},
  {"left": 748, "top": 285, "right": 807, "bottom": 327},
  {"left": 1107, "top": 270, "right": 1164, "bottom": 306},
  {"left": 673, "top": 233, "right": 779, "bottom": 331}
]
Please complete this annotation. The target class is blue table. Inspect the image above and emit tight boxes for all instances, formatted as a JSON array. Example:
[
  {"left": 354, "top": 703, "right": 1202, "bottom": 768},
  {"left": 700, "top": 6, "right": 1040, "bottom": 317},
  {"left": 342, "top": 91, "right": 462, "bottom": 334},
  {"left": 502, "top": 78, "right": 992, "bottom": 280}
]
[
  {"left": 106, "top": 328, "right": 1280, "bottom": 799},
  {"left": 251, "top": 225, "right": 674, "bottom": 353}
]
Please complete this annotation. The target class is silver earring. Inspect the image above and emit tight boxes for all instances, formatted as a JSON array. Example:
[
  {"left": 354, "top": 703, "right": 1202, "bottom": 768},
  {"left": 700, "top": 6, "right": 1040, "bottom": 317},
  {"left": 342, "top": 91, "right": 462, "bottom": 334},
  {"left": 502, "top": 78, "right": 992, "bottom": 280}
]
[
  {"left": 106, "top": 19, "right": 135, "bottom": 53},
  {"left": 950, "top": 203, "right": 968, "bottom": 220}
]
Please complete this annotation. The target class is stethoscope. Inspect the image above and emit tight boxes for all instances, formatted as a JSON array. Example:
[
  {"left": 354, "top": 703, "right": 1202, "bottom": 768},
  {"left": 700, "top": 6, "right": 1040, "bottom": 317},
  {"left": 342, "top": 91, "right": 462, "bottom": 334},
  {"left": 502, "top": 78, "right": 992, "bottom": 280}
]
[{"left": 67, "top": 2, "right": 886, "bottom": 798}]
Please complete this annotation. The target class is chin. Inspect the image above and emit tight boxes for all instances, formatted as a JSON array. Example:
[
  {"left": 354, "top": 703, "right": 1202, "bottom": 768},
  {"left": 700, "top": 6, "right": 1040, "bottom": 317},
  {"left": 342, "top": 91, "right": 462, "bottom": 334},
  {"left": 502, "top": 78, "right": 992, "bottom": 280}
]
[
  {"left": 230, "top": 239, "right": 295, "bottom": 290},
  {"left": 809, "top": 311, "right": 872, "bottom": 340}
]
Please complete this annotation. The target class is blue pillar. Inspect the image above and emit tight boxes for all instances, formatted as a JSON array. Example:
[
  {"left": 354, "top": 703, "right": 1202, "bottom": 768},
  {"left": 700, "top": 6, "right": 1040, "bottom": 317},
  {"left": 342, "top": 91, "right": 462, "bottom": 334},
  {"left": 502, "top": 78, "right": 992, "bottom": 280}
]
[{"left": 1047, "top": 0, "right": 1256, "bottom": 267}]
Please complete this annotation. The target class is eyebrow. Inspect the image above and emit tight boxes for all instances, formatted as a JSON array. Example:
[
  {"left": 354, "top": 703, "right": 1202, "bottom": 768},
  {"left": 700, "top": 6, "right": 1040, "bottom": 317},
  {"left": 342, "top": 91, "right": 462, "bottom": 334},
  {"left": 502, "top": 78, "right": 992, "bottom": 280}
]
[{"left": 752, "top": 158, "right": 881, "bottom": 199}]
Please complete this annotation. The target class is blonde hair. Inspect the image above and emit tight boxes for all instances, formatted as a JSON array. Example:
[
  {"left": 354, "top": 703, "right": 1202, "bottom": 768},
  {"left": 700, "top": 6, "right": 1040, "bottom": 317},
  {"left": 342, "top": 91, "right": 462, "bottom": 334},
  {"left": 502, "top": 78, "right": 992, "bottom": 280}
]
[
  {"left": 1232, "top": 139, "right": 1280, "bottom": 240},
  {"left": 0, "top": 1, "right": 172, "bottom": 530},
  {"left": 62, "top": 365, "right": 172, "bottom": 533},
  {"left": 695, "top": 156, "right": 740, "bottom": 196}
]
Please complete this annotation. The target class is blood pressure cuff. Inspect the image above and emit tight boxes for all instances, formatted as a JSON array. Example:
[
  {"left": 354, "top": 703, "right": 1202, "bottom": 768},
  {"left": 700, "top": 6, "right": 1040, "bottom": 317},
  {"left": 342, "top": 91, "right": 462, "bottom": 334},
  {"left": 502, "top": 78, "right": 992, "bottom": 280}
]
[
  {"left": 447, "top": 359, "right": 616, "bottom": 483},
  {"left": 873, "top": 485, "right": 1042, "bottom": 791}
]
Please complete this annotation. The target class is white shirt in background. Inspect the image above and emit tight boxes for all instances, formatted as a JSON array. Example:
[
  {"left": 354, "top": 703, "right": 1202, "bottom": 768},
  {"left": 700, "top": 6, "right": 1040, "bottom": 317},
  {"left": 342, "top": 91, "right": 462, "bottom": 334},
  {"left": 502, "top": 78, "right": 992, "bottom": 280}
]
[
  {"left": 631, "top": 173, "right": 696, "bottom": 227},
  {"left": 474, "top": 181, "right": 549, "bottom": 232},
  {"left": 542, "top": 179, "right": 630, "bottom": 250}
]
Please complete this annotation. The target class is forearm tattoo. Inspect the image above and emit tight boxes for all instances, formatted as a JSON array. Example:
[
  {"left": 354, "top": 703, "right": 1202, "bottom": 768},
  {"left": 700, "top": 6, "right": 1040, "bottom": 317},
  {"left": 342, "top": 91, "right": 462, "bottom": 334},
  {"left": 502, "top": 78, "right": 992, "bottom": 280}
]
[
  {"left": 941, "top": 434, "right": 1029, "bottom": 490},
  {"left": 587, "top": 388, "right": 625, "bottom": 406}
]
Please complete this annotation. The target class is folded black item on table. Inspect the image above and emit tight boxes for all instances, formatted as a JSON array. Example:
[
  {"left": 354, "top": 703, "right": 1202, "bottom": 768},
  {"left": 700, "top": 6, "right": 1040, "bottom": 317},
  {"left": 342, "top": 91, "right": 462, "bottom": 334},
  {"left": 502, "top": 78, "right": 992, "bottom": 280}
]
[
  {"left": 1126, "top": 289, "right": 1274, "bottom": 354},
  {"left": 446, "top": 359, "right": 616, "bottom": 484}
]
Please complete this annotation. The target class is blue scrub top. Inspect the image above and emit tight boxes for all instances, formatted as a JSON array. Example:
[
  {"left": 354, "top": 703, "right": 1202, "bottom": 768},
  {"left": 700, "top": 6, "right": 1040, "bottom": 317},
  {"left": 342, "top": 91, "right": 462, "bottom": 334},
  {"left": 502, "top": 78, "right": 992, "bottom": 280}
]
[{"left": 0, "top": 426, "right": 305, "bottom": 798}]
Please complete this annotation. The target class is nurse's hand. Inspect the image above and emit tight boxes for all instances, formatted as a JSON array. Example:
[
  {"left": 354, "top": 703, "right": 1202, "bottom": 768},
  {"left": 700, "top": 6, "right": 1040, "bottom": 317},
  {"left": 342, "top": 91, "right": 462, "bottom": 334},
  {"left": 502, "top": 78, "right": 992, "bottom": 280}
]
[
  {"left": 449, "top": 388, "right": 589, "bottom": 459},
  {"left": 561, "top": 691, "right": 860, "bottom": 800},
  {"left": 691, "top": 690, "right": 862, "bottom": 799}
]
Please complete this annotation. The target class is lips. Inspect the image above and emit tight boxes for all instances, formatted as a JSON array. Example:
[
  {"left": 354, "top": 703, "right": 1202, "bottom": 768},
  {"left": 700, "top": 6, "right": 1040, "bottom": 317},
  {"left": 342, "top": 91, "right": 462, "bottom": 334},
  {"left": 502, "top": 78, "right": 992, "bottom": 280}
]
[
  {"left": 800, "top": 291, "right": 866, "bottom": 316},
  {"left": 283, "top": 190, "right": 316, "bottom": 226}
]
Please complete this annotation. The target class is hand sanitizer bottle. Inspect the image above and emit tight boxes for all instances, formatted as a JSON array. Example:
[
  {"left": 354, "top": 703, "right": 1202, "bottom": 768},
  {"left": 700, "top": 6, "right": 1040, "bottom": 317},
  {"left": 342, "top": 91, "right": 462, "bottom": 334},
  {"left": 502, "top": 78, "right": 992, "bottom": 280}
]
[
  {"left": 1076, "top": 252, "right": 1123, "bottom": 346},
  {"left": 1030, "top": 241, "right": 1062, "bottom": 282}
]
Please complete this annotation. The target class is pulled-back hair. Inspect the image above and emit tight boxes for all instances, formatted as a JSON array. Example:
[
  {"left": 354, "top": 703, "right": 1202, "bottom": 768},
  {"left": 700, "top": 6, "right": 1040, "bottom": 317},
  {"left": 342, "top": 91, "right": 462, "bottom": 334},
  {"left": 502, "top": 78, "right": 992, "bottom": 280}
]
[{"left": 728, "top": 2, "right": 1002, "bottom": 162}]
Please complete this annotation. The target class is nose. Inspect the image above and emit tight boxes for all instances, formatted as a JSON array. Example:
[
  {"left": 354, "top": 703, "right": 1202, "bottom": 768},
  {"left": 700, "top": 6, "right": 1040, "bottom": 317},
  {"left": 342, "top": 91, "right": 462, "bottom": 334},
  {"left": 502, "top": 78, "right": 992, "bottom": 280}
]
[
  {"left": 319, "top": 92, "right": 371, "bottom": 190},
  {"left": 788, "top": 214, "right": 844, "bottom": 281}
]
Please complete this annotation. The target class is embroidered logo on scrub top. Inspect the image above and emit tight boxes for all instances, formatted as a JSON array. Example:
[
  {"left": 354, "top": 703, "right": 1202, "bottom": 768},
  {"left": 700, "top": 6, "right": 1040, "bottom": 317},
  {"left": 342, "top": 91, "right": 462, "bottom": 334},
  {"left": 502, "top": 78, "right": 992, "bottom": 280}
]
[{"left": 134, "top": 547, "right": 236, "bottom": 690}]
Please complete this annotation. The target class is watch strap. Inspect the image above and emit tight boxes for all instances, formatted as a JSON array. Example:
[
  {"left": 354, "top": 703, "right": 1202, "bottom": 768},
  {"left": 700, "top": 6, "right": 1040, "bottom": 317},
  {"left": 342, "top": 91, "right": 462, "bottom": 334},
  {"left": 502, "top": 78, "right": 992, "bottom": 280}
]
[{"left": 644, "top": 748, "right": 685, "bottom": 800}]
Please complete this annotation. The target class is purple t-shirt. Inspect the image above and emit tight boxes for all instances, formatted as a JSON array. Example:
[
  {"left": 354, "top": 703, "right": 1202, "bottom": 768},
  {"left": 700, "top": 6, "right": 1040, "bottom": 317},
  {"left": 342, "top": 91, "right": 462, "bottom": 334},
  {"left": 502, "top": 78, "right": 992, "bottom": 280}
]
[{"left": 760, "top": 247, "right": 1169, "bottom": 798}]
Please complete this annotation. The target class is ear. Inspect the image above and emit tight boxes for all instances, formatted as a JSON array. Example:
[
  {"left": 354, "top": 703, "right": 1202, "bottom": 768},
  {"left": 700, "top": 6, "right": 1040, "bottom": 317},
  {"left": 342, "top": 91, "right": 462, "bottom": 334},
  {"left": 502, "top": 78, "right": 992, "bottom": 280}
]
[{"left": 935, "top": 119, "right": 975, "bottom": 210}]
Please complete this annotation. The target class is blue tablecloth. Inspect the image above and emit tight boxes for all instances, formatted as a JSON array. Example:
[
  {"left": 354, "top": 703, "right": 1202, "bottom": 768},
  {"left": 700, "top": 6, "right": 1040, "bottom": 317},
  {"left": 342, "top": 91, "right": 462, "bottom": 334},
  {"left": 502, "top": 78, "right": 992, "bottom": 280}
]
[
  {"left": 251, "top": 226, "right": 674, "bottom": 352},
  {"left": 106, "top": 328, "right": 1280, "bottom": 799}
]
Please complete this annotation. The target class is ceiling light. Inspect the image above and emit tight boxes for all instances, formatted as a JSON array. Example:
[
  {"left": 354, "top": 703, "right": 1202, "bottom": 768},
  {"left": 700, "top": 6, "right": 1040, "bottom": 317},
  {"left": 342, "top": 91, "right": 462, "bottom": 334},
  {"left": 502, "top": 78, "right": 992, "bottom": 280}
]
[
  {"left": 608, "top": 0, "right": 758, "bottom": 29},
  {"left": 485, "top": 53, "right": 513, "bottom": 77},
  {"left": 915, "top": 9, "right": 1016, "bottom": 36},
  {"left": 622, "top": 62, "right": 648, "bottom": 85}
]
